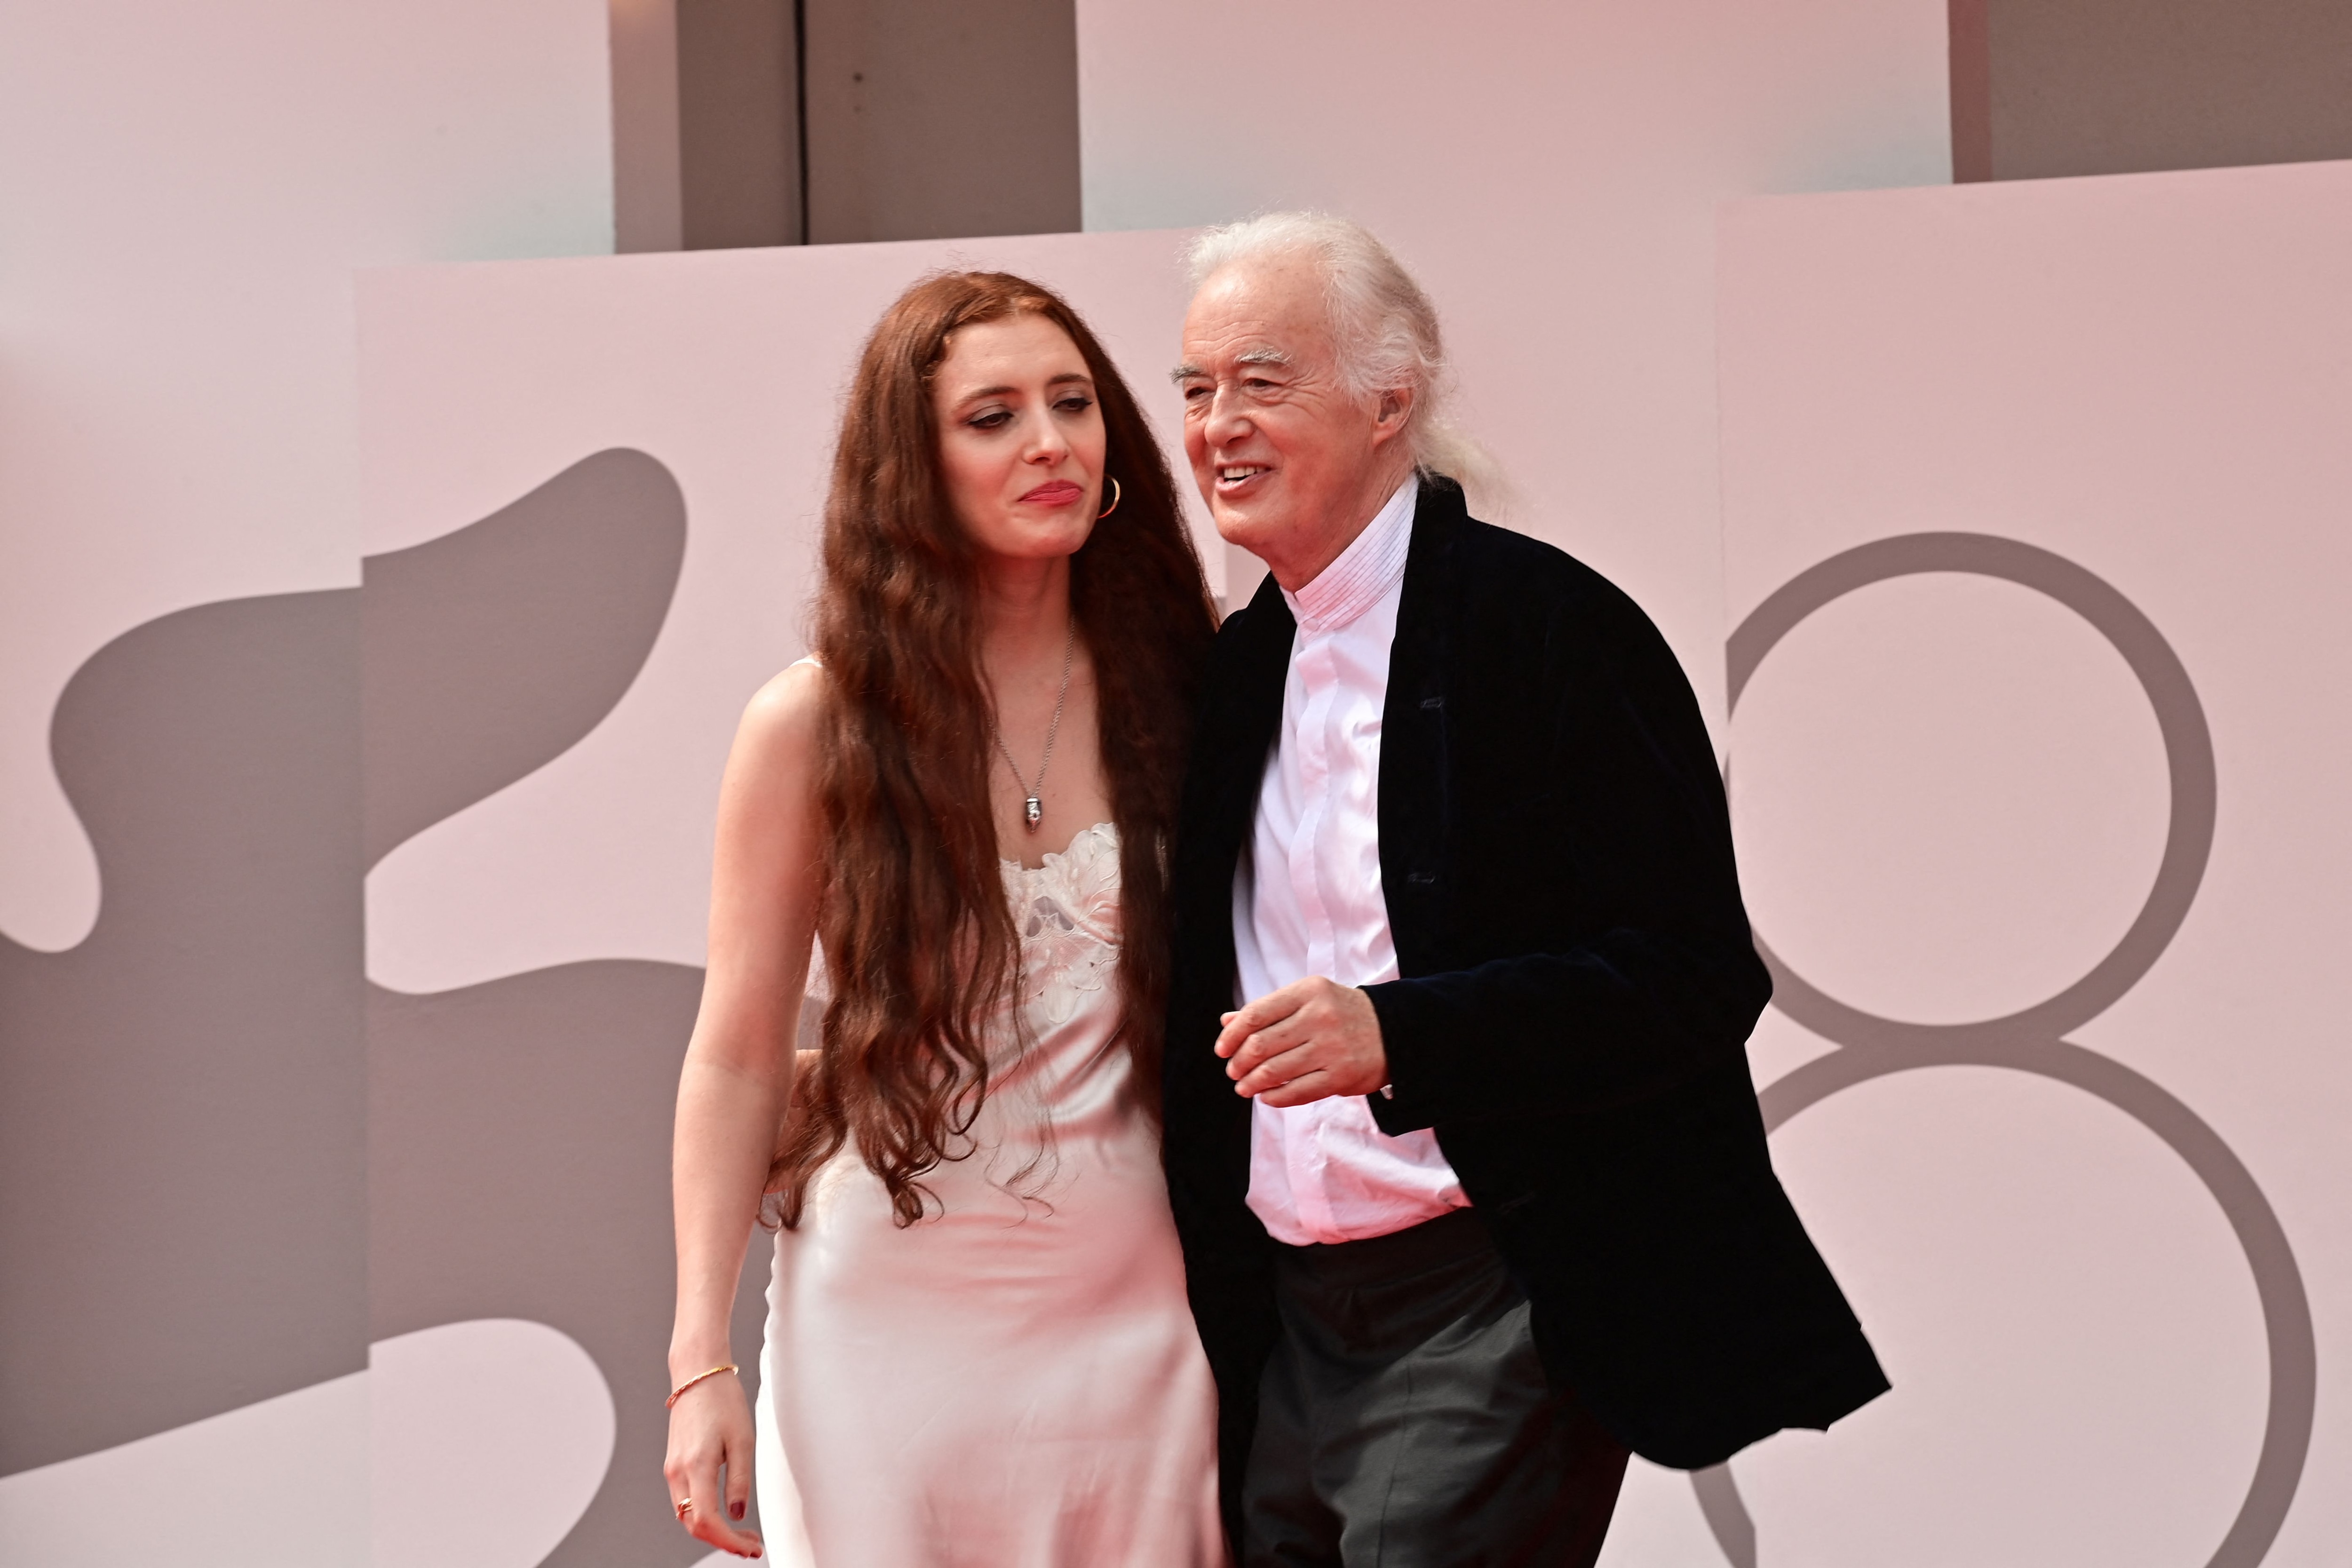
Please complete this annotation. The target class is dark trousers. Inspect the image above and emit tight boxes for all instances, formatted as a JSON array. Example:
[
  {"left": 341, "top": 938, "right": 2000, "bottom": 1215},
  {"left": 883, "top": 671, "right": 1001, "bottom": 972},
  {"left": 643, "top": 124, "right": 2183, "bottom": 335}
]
[{"left": 1241, "top": 1208, "right": 1629, "bottom": 1568}]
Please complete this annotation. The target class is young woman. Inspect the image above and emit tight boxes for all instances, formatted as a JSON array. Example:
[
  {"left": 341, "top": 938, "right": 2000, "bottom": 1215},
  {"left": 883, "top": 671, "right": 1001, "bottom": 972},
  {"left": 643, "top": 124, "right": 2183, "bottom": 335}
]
[{"left": 662, "top": 272, "right": 1225, "bottom": 1565}]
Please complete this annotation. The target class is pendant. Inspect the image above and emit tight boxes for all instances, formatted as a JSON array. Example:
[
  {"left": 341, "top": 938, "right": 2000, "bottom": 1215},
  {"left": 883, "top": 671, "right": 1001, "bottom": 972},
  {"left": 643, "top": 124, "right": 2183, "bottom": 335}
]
[{"left": 1024, "top": 796, "right": 1043, "bottom": 830}]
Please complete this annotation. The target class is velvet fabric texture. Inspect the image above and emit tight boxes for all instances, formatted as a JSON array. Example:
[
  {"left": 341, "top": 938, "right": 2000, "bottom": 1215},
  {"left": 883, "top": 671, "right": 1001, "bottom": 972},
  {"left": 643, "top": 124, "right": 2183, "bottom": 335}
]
[{"left": 1163, "top": 478, "right": 1889, "bottom": 1544}]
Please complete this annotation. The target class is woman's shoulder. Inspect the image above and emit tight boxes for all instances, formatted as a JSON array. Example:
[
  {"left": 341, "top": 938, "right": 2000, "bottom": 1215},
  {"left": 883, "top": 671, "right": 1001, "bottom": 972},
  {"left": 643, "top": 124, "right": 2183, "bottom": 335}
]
[{"left": 735, "top": 657, "right": 828, "bottom": 762}]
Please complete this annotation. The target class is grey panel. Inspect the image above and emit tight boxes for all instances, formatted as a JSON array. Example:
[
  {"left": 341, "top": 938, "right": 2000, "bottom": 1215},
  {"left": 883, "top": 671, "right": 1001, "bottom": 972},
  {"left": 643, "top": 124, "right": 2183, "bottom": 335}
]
[
  {"left": 679, "top": 0, "right": 805, "bottom": 249},
  {"left": 363, "top": 447, "right": 687, "bottom": 870},
  {"left": 803, "top": 0, "right": 1081, "bottom": 243},
  {"left": 0, "top": 589, "right": 365, "bottom": 1476},
  {"left": 1985, "top": 0, "right": 2352, "bottom": 180},
  {"left": 612, "top": 0, "right": 686, "bottom": 253},
  {"left": 1950, "top": 0, "right": 1992, "bottom": 182}
]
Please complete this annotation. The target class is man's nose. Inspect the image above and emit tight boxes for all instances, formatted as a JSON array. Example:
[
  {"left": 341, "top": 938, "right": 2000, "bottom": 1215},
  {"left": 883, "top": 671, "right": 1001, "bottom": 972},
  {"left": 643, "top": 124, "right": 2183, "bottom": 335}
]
[{"left": 1202, "top": 384, "right": 1252, "bottom": 446}]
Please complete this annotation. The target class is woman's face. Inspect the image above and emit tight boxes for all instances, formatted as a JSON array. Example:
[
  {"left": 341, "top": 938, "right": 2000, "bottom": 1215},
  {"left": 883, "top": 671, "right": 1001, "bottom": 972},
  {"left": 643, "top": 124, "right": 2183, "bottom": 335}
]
[{"left": 931, "top": 313, "right": 1108, "bottom": 566}]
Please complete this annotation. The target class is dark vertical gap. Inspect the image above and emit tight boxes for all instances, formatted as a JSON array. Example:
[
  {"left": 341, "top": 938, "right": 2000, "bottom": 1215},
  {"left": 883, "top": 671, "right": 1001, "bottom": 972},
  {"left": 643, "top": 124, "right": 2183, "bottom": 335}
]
[
  {"left": 1950, "top": 0, "right": 1994, "bottom": 181},
  {"left": 794, "top": 0, "right": 811, "bottom": 245},
  {"left": 677, "top": 0, "right": 798, "bottom": 247}
]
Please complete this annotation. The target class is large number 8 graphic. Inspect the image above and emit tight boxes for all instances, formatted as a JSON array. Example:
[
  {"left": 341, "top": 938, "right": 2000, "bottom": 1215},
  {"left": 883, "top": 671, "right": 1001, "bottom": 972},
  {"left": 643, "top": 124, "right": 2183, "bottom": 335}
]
[{"left": 1692, "top": 534, "right": 2314, "bottom": 1568}]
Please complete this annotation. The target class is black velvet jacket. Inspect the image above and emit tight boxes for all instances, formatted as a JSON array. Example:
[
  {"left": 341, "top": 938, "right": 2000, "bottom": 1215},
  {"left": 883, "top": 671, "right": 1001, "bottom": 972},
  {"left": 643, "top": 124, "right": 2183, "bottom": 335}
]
[{"left": 1163, "top": 479, "right": 1887, "bottom": 1529}]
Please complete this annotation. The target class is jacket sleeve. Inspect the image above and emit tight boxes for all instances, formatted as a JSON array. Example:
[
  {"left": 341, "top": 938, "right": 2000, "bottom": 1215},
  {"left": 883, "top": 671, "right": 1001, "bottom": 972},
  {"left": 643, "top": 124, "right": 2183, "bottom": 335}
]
[{"left": 1363, "top": 588, "right": 1771, "bottom": 1131}]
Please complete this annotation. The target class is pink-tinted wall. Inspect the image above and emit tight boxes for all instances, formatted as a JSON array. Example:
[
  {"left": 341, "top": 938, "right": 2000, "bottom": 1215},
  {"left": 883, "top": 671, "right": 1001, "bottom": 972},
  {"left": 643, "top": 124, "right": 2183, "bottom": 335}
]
[
  {"left": 0, "top": 0, "right": 614, "bottom": 956},
  {"left": 2, "top": 5, "right": 1961, "bottom": 1563},
  {"left": 345, "top": 234, "right": 1200, "bottom": 1565},
  {"left": 1708, "top": 158, "right": 2351, "bottom": 1566},
  {"left": 0, "top": 6, "right": 615, "bottom": 1566},
  {"left": 55, "top": 7, "right": 2352, "bottom": 1568},
  {"left": 1079, "top": 0, "right": 1953, "bottom": 732}
]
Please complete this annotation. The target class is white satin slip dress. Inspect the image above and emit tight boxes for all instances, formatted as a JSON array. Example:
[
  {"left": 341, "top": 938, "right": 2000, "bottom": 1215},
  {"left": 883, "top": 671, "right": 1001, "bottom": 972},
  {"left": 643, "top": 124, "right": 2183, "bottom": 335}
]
[{"left": 753, "top": 822, "right": 1227, "bottom": 1567}]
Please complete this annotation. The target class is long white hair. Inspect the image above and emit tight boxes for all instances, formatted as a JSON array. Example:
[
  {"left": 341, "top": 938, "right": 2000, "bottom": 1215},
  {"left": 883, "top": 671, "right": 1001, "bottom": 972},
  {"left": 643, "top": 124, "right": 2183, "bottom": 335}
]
[{"left": 1184, "top": 212, "right": 1505, "bottom": 511}]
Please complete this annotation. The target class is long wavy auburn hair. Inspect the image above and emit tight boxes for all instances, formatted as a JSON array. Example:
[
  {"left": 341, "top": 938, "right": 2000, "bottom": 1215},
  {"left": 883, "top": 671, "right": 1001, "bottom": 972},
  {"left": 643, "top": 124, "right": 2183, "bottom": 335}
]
[{"left": 769, "top": 271, "right": 1217, "bottom": 1227}]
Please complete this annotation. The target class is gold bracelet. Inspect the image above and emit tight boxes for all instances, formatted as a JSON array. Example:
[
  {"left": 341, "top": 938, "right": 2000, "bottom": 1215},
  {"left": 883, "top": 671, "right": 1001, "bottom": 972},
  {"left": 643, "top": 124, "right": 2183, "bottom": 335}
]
[{"left": 666, "top": 1363, "right": 738, "bottom": 1409}]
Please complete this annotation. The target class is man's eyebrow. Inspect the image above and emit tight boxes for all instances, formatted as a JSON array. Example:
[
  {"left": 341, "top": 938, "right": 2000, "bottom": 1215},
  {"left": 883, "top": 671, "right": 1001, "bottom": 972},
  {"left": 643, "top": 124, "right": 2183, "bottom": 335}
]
[{"left": 1168, "top": 347, "right": 1293, "bottom": 384}]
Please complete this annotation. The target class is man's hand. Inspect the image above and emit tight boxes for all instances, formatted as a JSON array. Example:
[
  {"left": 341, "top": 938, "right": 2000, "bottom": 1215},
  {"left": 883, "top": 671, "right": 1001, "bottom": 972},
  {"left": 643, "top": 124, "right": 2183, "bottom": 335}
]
[{"left": 1217, "top": 977, "right": 1388, "bottom": 1106}]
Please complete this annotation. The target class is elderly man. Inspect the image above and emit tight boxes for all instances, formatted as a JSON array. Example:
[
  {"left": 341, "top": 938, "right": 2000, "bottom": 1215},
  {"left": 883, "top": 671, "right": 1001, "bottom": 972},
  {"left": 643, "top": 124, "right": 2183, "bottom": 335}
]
[{"left": 1162, "top": 213, "right": 1887, "bottom": 1566}]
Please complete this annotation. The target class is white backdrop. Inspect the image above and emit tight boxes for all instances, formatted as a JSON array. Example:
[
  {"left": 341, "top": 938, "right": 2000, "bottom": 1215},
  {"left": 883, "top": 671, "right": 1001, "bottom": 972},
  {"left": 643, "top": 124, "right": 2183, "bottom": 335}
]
[
  {"left": 358, "top": 230, "right": 1211, "bottom": 993},
  {"left": 1079, "top": 0, "right": 1952, "bottom": 733},
  {"left": 351, "top": 157, "right": 2352, "bottom": 1563},
  {"left": 1079, "top": 4, "right": 1957, "bottom": 1553},
  {"left": 0, "top": 0, "right": 614, "bottom": 955},
  {"left": 355, "top": 234, "right": 1220, "bottom": 1568},
  {"left": 0, "top": 7, "right": 613, "bottom": 1565},
  {"left": 4, "top": 6, "right": 1966, "bottom": 1563},
  {"left": 46, "top": 7, "right": 2344, "bottom": 1566},
  {"left": 352, "top": 8, "right": 1969, "bottom": 1558},
  {"left": 1710, "top": 159, "right": 2351, "bottom": 1567}
]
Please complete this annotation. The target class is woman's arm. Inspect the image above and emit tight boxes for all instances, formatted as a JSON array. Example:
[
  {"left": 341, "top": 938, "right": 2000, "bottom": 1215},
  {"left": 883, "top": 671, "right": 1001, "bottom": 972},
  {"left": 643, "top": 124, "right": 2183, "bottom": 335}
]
[{"left": 664, "top": 661, "right": 827, "bottom": 1559}]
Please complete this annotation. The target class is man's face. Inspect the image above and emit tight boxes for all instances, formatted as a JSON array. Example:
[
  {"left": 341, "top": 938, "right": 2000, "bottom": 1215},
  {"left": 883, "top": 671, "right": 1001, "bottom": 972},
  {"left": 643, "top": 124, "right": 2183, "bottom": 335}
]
[{"left": 1176, "top": 257, "right": 1408, "bottom": 589}]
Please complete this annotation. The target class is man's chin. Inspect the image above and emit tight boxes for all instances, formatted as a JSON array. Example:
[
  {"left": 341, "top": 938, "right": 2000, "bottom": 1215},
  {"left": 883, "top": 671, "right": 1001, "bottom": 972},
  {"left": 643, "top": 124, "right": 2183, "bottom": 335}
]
[{"left": 1209, "top": 504, "right": 1293, "bottom": 560}]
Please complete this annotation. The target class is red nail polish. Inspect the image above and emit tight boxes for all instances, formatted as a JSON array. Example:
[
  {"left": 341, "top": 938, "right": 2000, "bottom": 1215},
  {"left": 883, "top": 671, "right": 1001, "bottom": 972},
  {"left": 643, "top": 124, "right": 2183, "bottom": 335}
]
[{"left": 731, "top": 1501, "right": 746, "bottom": 1520}]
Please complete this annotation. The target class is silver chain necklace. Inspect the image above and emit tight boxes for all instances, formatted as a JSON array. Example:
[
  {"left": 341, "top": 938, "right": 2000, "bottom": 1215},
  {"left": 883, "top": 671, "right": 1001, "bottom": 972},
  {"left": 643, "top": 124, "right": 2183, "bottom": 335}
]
[{"left": 990, "top": 622, "right": 1075, "bottom": 832}]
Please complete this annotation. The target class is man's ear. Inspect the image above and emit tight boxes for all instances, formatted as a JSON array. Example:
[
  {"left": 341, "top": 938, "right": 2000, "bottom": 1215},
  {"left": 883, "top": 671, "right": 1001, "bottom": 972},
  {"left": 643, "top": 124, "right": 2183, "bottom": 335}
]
[{"left": 1370, "top": 383, "right": 1417, "bottom": 447}]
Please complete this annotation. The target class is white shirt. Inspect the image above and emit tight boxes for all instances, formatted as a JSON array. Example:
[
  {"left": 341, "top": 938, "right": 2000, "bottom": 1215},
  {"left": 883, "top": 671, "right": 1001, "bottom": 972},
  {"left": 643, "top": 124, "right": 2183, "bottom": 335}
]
[{"left": 1233, "top": 480, "right": 1470, "bottom": 1247}]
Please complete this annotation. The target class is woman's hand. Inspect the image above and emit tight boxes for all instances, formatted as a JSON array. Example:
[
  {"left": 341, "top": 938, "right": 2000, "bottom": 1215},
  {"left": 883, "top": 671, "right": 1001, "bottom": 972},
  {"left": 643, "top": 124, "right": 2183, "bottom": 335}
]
[{"left": 662, "top": 1370, "right": 764, "bottom": 1559}]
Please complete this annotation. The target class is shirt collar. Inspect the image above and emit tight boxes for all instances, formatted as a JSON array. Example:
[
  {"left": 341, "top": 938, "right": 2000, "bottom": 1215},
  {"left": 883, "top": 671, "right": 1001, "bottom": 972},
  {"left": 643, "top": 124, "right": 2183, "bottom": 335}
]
[{"left": 1283, "top": 477, "right": 1418, "bottom": 635}]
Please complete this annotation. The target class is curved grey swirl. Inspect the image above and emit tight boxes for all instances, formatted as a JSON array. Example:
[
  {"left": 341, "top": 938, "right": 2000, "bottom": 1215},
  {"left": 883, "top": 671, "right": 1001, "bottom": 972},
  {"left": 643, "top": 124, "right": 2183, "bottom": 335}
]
[{"left": 1695, "top": 533, "right": 2312, "bottom": 1568}]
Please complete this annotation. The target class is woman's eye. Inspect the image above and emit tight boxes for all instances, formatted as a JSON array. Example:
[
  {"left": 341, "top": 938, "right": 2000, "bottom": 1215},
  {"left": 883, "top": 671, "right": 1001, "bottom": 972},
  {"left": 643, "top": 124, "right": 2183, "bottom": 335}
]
[
  {"left": 1055, "top": 394, "right": 1095, "bottom": 414},
  {"left": 968, "top": 410, "right": 1013, "bottom": 430}
]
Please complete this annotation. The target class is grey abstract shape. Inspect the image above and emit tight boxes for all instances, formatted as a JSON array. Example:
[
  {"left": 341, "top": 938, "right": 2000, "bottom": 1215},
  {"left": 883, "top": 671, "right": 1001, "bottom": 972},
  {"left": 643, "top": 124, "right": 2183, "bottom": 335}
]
[
  {"left": 1727, "top": 533, "right": 2215, "bottom": 1049},
  {"left": 363, "top": 447, "right": 686, "bottom": 868},
  {"left": 0, "top": 589, "right": 366, "bottom": 1475},
  {"left": 0, "top": 443, "right": 726, "bottom": 1568},
  {"left": 1702, "top": 534, "right": 2312, "bottom": 1568},
  {"left": 364, "top": 448, "right": 754, "bottom": 1565},
  {"left": 370, "top": 963, "right": 769, "bottom": 1568}
]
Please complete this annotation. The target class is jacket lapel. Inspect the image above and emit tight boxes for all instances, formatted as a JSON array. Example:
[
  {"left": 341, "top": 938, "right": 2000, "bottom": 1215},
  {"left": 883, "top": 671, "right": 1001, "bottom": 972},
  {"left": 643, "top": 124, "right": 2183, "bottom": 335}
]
[
  {"left": 1378, "top": 478, "right": 1464, "bottom": 977},
  {"left": 1198, "top": 572, "right": 1296, "bottom": 872}
]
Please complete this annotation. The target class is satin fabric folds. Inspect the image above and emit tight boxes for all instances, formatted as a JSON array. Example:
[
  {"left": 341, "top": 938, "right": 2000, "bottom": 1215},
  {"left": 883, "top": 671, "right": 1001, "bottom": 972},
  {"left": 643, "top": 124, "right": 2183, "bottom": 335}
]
[{"left": 755, "top": 824, "right": 1226, "bottom": 1568}]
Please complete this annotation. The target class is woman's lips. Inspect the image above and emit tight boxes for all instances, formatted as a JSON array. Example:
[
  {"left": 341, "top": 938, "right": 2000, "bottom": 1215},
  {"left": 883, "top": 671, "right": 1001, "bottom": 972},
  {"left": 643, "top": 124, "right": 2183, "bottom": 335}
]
[{"left": 1020, "top": 480, "right": 1085, "bottom": 506}]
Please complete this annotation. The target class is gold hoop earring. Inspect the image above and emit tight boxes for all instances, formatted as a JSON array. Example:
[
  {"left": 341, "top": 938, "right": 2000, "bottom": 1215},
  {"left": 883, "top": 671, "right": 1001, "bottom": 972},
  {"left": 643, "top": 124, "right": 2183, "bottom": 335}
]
[{"left": 1097, "top": 477, "right": 1121, "bottom": 519}]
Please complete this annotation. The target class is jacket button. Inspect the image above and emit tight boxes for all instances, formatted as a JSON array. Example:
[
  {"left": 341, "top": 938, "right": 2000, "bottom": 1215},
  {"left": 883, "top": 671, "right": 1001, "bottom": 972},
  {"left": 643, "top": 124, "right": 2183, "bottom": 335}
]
[
  {"left": 1406, "top": 870, "right": 1438, "bottom": 887},
  {"left": 1420, "top": 694, "right": 1444, "bottom": 710}
]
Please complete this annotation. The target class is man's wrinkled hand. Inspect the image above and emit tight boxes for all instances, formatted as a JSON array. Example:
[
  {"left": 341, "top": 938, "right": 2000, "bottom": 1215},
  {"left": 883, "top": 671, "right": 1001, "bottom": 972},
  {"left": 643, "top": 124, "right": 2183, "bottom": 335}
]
[{"left": 1216, "top": 977, "right": 1388, "bottom": 1106}]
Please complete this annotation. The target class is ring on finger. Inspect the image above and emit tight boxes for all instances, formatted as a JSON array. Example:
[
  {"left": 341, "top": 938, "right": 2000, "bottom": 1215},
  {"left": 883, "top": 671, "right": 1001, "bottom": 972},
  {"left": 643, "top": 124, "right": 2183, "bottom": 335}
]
[{"left": 675, "top": 1497, "right": 693, "bottom": 1520}]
